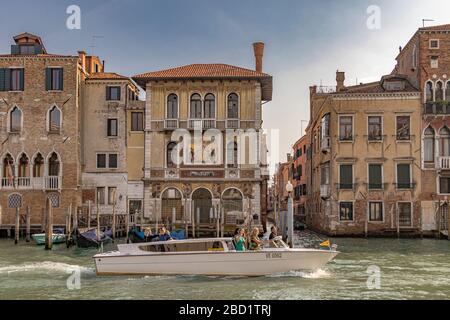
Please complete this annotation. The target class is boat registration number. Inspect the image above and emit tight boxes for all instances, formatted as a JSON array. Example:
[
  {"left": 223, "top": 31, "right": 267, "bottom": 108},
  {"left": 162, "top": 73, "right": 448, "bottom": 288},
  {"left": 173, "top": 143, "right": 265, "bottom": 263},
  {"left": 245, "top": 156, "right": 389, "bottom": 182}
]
[{"left": 266, "top": 253, "right": 282, "bottom": 259}]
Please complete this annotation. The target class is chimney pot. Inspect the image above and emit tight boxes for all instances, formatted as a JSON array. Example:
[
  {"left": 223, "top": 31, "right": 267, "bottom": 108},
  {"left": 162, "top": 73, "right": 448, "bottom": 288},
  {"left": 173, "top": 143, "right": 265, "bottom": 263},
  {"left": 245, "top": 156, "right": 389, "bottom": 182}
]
[
  {"left": 253, "top": 42, "right": 265, "bottom": 73},
  {"left": 336, "top": 70, "right": 346, "bottom": 92}
]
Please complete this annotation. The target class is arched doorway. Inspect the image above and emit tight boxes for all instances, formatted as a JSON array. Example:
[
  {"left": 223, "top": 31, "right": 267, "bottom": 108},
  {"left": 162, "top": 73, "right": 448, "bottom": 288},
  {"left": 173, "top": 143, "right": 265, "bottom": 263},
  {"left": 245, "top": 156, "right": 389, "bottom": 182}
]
[
  {"left": 161, "top": 188, "right": 183, "bottom": 223},
  {"left": 440, "top": 203, "right": 449, "bottom": 232},
  {"left": 192, "top": 188, "right": 212, "bottom": 224}
]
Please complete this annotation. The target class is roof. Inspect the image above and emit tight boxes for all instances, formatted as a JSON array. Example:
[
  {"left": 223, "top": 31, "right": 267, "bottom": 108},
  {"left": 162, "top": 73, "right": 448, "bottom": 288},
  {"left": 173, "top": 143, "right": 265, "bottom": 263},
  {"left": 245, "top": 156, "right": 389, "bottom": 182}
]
[
  {"left": 87, "top": 72, "right": 130, "bottom": 81},
  {"left": 0, "top": 53, "right": 76, "bottom": 58},
  {"left": 133, "top": 63, "right": 273, "bottom": 101},
  {"left": 338, "top": 75, "right": 419, "bottom": 94},
  {"left": 419, "top": 24, "right": 450, "bottom": 32}
]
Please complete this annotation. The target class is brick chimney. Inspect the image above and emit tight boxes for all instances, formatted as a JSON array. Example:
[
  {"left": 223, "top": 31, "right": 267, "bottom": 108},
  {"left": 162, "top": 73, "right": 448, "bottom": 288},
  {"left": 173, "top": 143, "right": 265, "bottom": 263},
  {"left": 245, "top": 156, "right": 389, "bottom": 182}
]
[
  {"left": 336, "top": 70, "right": 345, "bottom": 92},
  {"left": 78, "top": 51, "right": 86, "bottom": 72},
  {"left": 253, "top": 42, "right": 265, "bottom": 73}
]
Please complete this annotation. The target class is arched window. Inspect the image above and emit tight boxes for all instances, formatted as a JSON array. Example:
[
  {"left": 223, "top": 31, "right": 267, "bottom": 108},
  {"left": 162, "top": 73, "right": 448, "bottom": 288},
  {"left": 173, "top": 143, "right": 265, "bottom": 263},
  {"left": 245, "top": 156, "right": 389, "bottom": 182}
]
[
  {"left": 425, "top": 81, "right": 434, "bottom": 102},
  {"left": 49, "top": 106, "right": 61, "bottom": 133},
  {"left": 222, "top": 188, "right": 243, "bottom": 217},
  {"left": 440, "top": 127, "right": 450, "bottom": 157},
  {"left": 226, "top": 141, "right": 239, "bottom": 168},
  {"left": 18, "top": 154, "right": 29, "bottom": 178},
  {"left": 190, "top": 94, "right": 202, "bottom": 119},
  {"left": 33, "top": 153, "right": 44, "bottom": 177},
  {"left": 436, "top": 81, "right": 444, "bottom": 101},
  {"left": 10, "top": 107, "right": 22, "bottom": 133},
  {"left": 161, "top": 188, "right": 183, "bottom": 222},
  {"left": 424, "top": 127, "right": 435, "bottom": 163},
  {"left": 446, "top": 82, "right": 450, "bottom": 102},
  {"left": 166, "top": 142, "right": 177, "bottom": 168},
  {"left": 167, "top": 94, "right": 178, "bottom": 119},
  {"left": 48, "top": 153, "right": 60, "bottom": 176},
  {"left": 227, "top": 93, "right": 239, "bottom": 119},
  {"left": 204, "top": 94, "right": 215, "bottom": 119},
  {"left": 3, "top": 154, "right": 15, "bottom": 182}
]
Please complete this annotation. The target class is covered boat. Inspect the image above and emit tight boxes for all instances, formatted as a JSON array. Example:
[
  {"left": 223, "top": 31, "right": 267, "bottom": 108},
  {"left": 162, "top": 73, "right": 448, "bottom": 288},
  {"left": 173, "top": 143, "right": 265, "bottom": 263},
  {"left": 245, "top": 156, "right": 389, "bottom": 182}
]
[
  {"left": 94, "top": 237, "right": 339, "bottom": 277},
  {"left": 76, "top": 228, "right": 112, "bottom": 248}
]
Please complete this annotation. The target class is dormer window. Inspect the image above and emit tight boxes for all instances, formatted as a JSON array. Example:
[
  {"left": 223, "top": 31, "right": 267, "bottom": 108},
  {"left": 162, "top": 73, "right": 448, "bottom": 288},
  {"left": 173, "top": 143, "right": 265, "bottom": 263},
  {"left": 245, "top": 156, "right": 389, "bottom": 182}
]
[
  {"left": 19, "top": 45, "right": 35, "bottom": 55},
  {"left": 384, "top": 80, "right": 405, "bottom": 91}
]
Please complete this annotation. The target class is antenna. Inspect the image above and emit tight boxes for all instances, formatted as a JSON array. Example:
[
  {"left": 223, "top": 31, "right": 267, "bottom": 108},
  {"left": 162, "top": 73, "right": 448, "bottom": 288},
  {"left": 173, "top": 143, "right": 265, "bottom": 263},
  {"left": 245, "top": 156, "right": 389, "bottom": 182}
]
[
  {"left": 89, "top": 35, "right": 105, "bottom": 54},
  {"left": 422, "top": 19, "right": 435, "bottom": 28}
]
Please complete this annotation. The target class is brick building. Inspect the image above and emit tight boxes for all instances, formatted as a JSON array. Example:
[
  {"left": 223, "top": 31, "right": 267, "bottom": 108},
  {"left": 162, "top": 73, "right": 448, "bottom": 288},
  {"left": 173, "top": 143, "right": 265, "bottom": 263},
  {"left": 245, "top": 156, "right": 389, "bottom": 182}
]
[{"left": 292, "top": 135, "right": 308, "bottom": 221}]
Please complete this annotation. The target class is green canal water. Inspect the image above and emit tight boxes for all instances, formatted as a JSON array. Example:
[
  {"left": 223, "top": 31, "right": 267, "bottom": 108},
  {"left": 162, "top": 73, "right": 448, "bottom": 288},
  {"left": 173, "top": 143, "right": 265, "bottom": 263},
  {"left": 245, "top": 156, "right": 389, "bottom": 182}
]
[{"left": 0, "top": 232, "right": 449, "bottom": 300}]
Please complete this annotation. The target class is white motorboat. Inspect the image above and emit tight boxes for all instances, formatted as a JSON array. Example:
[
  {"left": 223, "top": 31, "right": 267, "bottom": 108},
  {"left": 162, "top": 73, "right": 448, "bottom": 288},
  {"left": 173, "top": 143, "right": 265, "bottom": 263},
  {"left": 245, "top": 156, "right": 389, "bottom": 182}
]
[{"left": 93, "top": 237, "right": 339, "bottom": 277}]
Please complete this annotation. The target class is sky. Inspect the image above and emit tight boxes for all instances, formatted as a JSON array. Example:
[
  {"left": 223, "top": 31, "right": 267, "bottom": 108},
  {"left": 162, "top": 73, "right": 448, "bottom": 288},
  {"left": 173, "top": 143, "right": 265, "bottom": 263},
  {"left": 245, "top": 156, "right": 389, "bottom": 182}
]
[{"left": 1, "top": 0, "right": 450, "bottom": 174}]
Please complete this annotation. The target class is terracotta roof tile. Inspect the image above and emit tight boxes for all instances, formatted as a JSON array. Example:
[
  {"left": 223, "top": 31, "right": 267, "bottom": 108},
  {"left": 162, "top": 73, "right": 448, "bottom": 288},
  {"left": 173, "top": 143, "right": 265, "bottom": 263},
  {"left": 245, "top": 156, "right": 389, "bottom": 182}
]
[
  {"left": 133, "top": 63, "right": 270, "bottom": 80},
  {"left": 87, "top": 72, "right": 129, "bottom": 80},
  {"left": 337, "top": 75, "right": 419, "bottom": 94},
  {"left": 419, "top": 24, "right": 450, "bottom": 31},
  {"left": 0, "top": 53, "right": 76, "bottom": 58}
]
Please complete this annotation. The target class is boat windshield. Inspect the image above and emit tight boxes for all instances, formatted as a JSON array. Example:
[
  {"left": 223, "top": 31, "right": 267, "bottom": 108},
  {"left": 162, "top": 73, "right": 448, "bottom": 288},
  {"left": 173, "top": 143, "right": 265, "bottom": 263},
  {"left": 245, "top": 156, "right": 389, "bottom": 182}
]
[
  {"left": 138, "top": 241, "right": 226, "bottom": 253},
  {"left": 263, "top": 236, "right": 289, "bottom": 249}
]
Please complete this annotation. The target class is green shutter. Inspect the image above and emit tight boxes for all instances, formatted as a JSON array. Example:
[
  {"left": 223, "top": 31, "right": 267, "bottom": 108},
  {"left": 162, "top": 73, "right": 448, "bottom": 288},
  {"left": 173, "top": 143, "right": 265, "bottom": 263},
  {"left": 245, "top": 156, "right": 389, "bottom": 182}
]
[
  {"left": 117, "top": 87, "right": 121, "bottom": 101},
  {"left": 59, "top": 68, "right": 64, "bottom": 91},
  {"left": 4, "top": 69, "right": 11, "bottom": 91},
  {"left": 106, "top": 87, "right": 111, "bottom": 100},
  {"left": 19, "top": 69, "right": 24, "bottom": 91},
  {"left": 0, "top": 69, "right": 5, "bottom": 91},
  {"left": 10, "top": 45, "right": 19, "bottom": 55},
  {"left": 45, "top": 68, "right": 52, "bottom": 91}
]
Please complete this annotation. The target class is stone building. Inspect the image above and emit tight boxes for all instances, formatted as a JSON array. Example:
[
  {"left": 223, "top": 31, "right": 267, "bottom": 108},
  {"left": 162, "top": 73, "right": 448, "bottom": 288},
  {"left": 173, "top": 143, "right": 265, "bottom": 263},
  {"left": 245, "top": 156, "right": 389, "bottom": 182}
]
[
  {"left": 395, "top": 24, "right": 450, "bottom": 237},
  {"left": 80, "top": 69, "right": 142, "bottom": 219},
  {"left": 0, "top": 33, "right": 83, "bottom": 227},
  {"left": 273, "top": 154, "right": 293, "bottom": 212},
  {"left": 306, "top": 71, "right": 422, "bottom": 236},
  {"left": 132, "top": 43, "right": 272, "bottom": 235}
]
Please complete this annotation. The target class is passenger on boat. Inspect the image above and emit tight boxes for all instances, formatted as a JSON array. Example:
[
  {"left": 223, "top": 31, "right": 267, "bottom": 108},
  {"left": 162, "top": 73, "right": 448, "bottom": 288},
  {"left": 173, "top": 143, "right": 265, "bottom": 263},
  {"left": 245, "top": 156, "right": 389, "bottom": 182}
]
[
  {"left": 144, "top": 228, "right": 158, "bottom": 242},
  {"left": 154, "top": 227, "right": 173, "bottom": 242},
  {"left": 249, "top": 227, "right": 262, "bottom": 250},
  {"left": 269, "top": 226, "right": 278, "bottom": 240},
  {"left": 233, "top": 228, "right": 247, "bottom": 251}
]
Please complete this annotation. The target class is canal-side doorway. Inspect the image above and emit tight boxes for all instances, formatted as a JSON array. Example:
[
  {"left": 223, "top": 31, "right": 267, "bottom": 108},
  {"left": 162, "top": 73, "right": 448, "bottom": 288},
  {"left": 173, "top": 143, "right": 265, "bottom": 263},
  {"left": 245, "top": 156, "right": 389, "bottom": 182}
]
[
  {"left": 192, "top": 188, "right": 212, "bottom": 224},
  {"left": 439, "top": 203, "right": 449, "bottom": 232}
]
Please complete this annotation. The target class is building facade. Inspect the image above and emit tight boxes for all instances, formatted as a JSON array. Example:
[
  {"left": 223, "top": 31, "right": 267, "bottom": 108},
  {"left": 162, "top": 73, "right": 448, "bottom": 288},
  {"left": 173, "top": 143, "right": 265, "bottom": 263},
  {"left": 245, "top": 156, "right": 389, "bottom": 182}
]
[
  {"left": 292, "top": 135, "right": 308, "bottom": 221},
  {"left": 396, "top": 24, "right": 450, "bottom": 236},
  {"left": 306, "top": 72, "right": 422, "bottom": 236},
  {"left": 132, "top": 43, "right": 272, "bottom": 235},
  {"left": 0, "top": 33, "right": 82, "bottom": 228}
]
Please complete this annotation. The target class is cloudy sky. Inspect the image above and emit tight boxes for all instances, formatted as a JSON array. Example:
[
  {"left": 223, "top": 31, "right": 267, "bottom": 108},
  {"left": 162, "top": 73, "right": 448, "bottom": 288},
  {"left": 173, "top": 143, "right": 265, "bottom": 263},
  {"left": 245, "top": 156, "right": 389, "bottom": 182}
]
[{"left": 1, "top": 0, "right": 449, "bottom": 173}]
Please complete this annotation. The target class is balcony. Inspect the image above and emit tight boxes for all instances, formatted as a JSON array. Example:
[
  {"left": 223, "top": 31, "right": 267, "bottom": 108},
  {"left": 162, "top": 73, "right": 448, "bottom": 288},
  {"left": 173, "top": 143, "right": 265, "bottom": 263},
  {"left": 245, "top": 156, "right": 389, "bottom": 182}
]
[
  {"left": 439, "top": 157, "right": 450, "bottom": 170},
  {"left": 188, "top": 119, "right": 216, "bottom": 130},
  {"left": 0, "top": 176, "right": 61, "bottom": 190},
  {"left": 44, "top": 176, "right": 61, "bottom": 190},
  {"left": 164, "top": 119, "right": 179, "bottom": 130},
  {"left": 320, "top": 184, "right": 331, "bottom": 198},
  {"left": 424, "top": 101, "right": 450, "bottom": 115},
  {"left": 17, "top": 177, "right": 31, "bottom": 188},
  {"left": 226, "top": 119, "right": 240, "bottom": 129}
]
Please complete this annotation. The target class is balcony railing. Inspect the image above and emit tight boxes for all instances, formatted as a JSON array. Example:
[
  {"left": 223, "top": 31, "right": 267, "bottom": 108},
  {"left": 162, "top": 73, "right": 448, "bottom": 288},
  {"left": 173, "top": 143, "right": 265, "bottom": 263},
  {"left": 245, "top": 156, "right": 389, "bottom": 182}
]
[
  {"left": 44, "top": 176, "right": 60, "bottom": 190},
  {"left": 164, "top": 119, "right": 179, "bottom": 130},
  {"left": 320, "top": 184, "right": 331, "bottom": 198},
  {"left": 188, "top": 119, "right": 216, "bottom": 130},
  {"left": 0, "top": 176, "right": 61, "bottom": 190},
  {"left": 1, "top": 178, "right": 14, "bottom": 188},
  {"left": 439, "top": 157, "right": 450, "bottom": 170},
  {"left": 17, "top": 177, "right": 31, "bottom": 188},
  {"left": 226, "top": 119, "right": 240, "bottom": 129},
  {"left": 424, "top": 101, "right": 450, "bottom": 115}
]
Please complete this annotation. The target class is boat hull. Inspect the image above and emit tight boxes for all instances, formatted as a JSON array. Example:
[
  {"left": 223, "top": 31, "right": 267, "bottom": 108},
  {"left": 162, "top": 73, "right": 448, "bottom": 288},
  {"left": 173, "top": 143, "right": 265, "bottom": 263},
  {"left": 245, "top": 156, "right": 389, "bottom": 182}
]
[
  {"left": 94, "top": 249, "right": 338, "bottom": 276},
  {"left": 31, "top": 234, "right": 66, "bottom": 245}
]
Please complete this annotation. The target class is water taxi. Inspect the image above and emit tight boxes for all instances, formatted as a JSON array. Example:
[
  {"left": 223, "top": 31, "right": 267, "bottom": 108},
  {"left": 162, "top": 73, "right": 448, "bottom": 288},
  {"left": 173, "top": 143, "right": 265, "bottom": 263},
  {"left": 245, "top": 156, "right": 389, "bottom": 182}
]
[{"left": 93, "top": 237, "right": 339, "bottom": 276}]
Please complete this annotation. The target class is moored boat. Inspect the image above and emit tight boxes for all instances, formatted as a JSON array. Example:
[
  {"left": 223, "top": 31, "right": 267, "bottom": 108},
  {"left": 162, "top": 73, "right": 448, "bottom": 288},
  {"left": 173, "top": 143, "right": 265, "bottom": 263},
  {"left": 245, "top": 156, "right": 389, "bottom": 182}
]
[
  {"left": 76, "top": 228, "right": 112, "bottom": 248},
  {"left": 31, "top": 229, "right": 66, "bottom": 246},
  {"left": 93, "top": 237, "right": 339, "bottom": 276}
]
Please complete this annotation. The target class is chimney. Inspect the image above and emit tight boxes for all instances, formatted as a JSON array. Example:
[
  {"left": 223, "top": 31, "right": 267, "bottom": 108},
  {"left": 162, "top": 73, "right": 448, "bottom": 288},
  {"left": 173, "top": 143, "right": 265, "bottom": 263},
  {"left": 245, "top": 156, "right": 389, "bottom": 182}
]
[
  {"left": 78, "top": 51, "right": 86, "bottom": 72},
  {"left": 253, "top": 42, "right": 265, "bottom": 73},
  {"left": 336, "top": 70, "right": 345, "bottom": 92},
  {"left": 102, "top": 60, "right": 105, "bottom": 72}
]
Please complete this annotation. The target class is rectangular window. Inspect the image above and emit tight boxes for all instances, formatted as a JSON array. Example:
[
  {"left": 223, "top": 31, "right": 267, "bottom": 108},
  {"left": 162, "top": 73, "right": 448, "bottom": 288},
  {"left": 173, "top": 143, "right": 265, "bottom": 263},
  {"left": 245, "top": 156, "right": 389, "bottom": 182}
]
[
  {"left": 439, "top": 177, "right": 450, "bottom": 194},
  {"left": 107, "top": 119, "right": 118, "bottom": 137},
  {"left": 107, "top": 86, "right": 121, "bottom": 101},
  {"left": 108, "top": 187, "right": 117, "bottom": 205},
  {"left": 430, "top": 39, "right": 439, "bottom": 49},
  {"left": 45, "top": 68, "right": 63, "bottom": 91},
  {"left": 396, "top": 116, "right": 410, "bottom": 141},
  {"left": 19, "top": 45, "right": 35, "bottom": 55},
  {"left": 339, "top": 202, "right": 354, "bottom": 221},
  {"left": 10, "top": 69, "right": 24, "bottom": 91},
  {"left": 397, "top": 164, "right": 412, "bottom": 189},
  {"left": 97, "top": 187, "right": 105, "bottom": 205},
  {"left": 131, "top": 112, "right": 143, "bottom": 131},
  {"left": 339, "top": 164, "right": 353, "bottom": 189},
  {"left": 320, "top": 163, "right": 330, "bottom": 185},
  {"left": 368, "top": 164, "right": 383, "bottom": 189},
  {"left": 369, "top": 202, "right": 383, "bottom": 222},
  {"left": 339, "top": 116, "right": 353, "bottom": 141},
  {"left": 97, "top": 154, "right": 106, "bottom": 169},
  {"left": 431, "top": 57, "right": 439, "bottom": 69},
  {"left": 398, "top": 202, "right": 412, "bottom": 227},
  {"left": 109, "top": 154, "right": 118, "bottom": 169},
  {"left": 368, "top": 116, "right": 382, "bottom": 141}
]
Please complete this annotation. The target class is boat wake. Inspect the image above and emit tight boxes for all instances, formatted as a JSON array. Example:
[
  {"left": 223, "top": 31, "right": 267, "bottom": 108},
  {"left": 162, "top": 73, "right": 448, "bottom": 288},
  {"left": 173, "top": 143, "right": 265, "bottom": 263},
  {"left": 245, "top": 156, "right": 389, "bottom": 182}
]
[
  {"left": 0, "top": 262, "right": 95, "bottom": 276},
  {"left": 268, "top": 268, "right": 331, "bottom": 279}
]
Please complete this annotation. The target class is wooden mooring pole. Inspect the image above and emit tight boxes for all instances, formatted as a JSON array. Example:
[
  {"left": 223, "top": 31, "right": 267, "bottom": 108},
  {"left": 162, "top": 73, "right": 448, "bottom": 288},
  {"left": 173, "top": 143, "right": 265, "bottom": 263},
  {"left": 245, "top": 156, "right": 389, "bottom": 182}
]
[
  {"left": 112, "top": 190, "right": 116, "bottom": 242},
  {"left": 45, "top": 198, "right": 53, "bottom": 250},
  {"left": 26, "top": 206, "right": 31, "bottom": 242},
  {"left": 96, "top": 199, "right": 100, "bottom": 242},
  {"left": 87, "top": 200, "right": 91, "bottom": 229},
  {"left": 14, "top": 207, "right": 20, "bottom": 245}
]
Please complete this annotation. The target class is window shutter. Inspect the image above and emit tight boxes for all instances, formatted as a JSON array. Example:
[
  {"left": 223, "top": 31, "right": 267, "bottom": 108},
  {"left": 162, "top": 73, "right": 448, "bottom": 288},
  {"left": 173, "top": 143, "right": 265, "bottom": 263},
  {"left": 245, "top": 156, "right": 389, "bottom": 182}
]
[
  {"left": 4, "top": 69, "right": 11, "bottom": 91},
  {"left": 19, "top": 69, "right": 24, "bottom": 91},
  {"left": 0, "top": 69, "right": 5, "bottom": 91},
  {"left": 106, "top": 87, "right": 111, "bottom": 100},
  {"left": 11, "top": 45, "right": 20, "bottom": 55},
  {"left": 117, "top": 87, "right": 121, "bottom": 101},
  {"left": 34, "top": 44, "right": 43, "bottom": 54},
  {"left": 59, "top": 68, "right": 64, "bottom": 91},
  {"left": 45, "top": 68, "right": 52, "bottom": 91}
]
